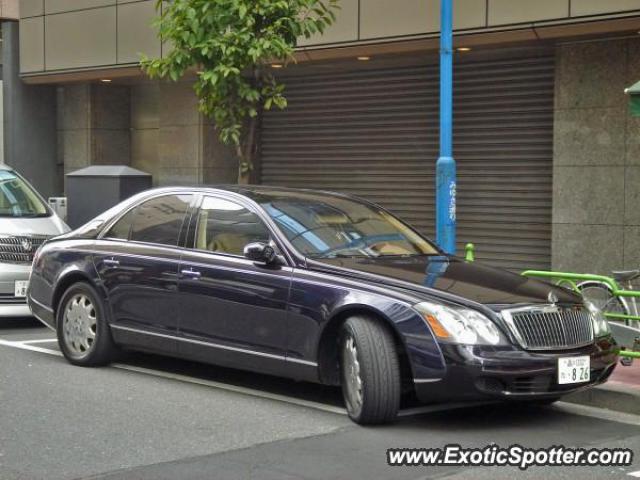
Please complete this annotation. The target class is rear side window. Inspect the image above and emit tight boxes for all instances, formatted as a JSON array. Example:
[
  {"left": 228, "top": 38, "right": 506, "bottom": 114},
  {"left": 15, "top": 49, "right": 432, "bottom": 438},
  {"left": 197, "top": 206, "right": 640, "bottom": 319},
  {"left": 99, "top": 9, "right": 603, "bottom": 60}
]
[
  {"left": 194, "top": 197, "right": 270, "bottom": 256},
  {"left": 105, "top": 194, "right": 192, "bottom": 246}
]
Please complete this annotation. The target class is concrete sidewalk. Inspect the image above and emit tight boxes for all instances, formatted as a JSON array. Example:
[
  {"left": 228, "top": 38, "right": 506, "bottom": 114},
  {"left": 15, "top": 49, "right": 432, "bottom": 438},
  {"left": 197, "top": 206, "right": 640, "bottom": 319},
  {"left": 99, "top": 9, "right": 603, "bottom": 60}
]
[{"left": 564, "top": 362, "right": 640, "bottom": 415}]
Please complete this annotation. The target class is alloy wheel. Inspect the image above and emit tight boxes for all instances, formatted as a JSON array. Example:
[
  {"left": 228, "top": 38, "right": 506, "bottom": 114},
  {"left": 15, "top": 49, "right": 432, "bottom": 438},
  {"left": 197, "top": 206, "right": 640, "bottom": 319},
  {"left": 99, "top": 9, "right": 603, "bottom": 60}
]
[
  {"left": 62, "top": 294, "right": 97, "bottom": 358},
  {"left": 342, "top": 335, "right": 363, "bottom": 414}
]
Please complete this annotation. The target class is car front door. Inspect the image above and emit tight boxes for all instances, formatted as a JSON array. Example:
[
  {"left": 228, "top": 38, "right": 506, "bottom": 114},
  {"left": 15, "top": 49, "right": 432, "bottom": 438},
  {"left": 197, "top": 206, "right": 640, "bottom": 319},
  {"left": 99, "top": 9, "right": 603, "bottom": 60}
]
[
  {"left": 93, "top": 193, "right": 194, "bottom": 349},
  {"left": 177, "top": 195, "right": 293, "bottom": 373}
]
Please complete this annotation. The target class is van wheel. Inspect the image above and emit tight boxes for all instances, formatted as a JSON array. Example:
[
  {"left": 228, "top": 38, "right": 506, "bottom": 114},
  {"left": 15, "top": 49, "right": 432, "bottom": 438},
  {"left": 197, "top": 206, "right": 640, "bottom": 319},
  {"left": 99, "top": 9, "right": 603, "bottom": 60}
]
[
  {"left": 56, "top": 282, "right": 116, "bottom": 366},
  {"left": 339, "top": 315, "right": 401, "bottom": 424}
]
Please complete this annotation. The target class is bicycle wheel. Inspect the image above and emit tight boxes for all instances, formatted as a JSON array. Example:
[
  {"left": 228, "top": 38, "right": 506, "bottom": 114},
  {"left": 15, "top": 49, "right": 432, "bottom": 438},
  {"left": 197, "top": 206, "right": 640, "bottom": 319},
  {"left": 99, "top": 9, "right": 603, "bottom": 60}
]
[{"left": 577, "top": 281, "right": 629, "bottom": 323}]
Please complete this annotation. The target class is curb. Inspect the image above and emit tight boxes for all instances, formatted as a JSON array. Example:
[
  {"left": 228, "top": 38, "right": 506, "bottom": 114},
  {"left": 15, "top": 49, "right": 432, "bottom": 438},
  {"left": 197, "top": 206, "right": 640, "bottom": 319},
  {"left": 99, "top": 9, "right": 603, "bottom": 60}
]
[{"left": 562, "top": 382, "right": 640, "bottom": 416}]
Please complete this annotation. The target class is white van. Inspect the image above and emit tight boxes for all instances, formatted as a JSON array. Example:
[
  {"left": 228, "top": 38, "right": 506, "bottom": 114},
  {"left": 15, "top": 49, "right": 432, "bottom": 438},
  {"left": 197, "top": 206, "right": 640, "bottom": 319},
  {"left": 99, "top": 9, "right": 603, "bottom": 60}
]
[{"left": 0, "top": 165, "right": 68, "bottom": 316}]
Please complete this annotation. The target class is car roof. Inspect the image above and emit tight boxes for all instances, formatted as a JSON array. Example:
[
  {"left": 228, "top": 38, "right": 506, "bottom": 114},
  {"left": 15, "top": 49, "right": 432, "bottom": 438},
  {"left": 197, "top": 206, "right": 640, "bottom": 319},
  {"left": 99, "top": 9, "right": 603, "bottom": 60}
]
[{"left": 147, "top": 184, "right": 361, "bottom": 203}]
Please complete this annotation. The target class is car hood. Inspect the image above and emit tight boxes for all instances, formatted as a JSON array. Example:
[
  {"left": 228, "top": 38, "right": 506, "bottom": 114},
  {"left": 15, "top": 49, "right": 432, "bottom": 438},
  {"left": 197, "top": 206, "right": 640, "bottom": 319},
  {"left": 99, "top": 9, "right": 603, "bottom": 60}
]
[
  {"left": 0, "top": 215, "right": 69, "bottom": 236},
  {"left": 311, "top": 255, "right": 581, "bottom": 306}
]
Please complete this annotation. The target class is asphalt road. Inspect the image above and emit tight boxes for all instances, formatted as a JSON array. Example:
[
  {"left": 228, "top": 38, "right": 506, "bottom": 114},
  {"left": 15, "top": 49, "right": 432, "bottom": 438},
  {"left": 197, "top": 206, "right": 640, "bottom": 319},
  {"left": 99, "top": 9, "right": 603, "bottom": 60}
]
[{"left": 1, "top": 318, "right": 639, "bottom": 480}]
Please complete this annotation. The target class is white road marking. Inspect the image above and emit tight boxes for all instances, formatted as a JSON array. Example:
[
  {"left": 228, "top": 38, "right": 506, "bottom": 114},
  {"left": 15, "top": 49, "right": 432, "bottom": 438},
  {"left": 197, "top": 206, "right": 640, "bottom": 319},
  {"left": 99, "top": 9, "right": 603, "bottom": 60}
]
[
  {"left": 20, "top": 338, "right": 57, "bottom": 344},
  {"left": 628, "top": 471, "right": 640, "bottom": 478},
  {"left": 0, "top": 338, "right": 62, "bottom": 356}
]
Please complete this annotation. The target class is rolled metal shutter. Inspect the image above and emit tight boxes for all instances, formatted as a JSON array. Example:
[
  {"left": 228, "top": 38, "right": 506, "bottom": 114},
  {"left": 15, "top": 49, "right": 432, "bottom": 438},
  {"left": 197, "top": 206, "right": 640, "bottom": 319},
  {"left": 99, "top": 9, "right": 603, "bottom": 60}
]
[{"left": 260, "top": 53, "right": 554, "bottom": 271}]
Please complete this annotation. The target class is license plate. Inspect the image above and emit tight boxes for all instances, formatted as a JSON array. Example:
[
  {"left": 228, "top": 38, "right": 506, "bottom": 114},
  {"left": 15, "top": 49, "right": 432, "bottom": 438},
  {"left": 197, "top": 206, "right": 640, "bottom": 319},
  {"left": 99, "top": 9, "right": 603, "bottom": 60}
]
[
  {"left": 14, "top": 280, "right": 29, "bottom": 298},
  {"left": 558, "top": 356, "right": 590, "bottom": 385}
]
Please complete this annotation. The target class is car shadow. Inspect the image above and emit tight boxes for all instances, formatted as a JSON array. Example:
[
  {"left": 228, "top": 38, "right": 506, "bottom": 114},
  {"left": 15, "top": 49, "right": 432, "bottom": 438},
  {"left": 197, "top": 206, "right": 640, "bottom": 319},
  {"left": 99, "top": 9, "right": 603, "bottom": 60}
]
[
  {"left": 0, "top": 316, "right": 43, "bottom": 330},
  {"left": 118, "top": 350, "right": 347, "bottom": 408},
  {"left": 120, "top": 350, "right": 608, "bottom": 435},
  {"left": 116, "top": 350, "right": 577, "bottom": 424}
]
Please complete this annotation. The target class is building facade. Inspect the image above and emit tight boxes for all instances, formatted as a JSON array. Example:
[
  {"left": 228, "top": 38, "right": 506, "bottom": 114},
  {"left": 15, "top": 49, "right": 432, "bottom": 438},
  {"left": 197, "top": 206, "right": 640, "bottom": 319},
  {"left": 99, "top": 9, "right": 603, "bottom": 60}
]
[{"left": 9, "top": 0, "right": 640, "bottom": 273}]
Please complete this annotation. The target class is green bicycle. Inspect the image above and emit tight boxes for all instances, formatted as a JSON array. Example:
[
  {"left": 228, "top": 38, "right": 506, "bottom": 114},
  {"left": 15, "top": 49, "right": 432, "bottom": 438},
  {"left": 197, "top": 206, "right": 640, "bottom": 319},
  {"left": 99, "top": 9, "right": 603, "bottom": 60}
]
[{"left": 576, "top": 270, "right": 640, "bottom": 330}]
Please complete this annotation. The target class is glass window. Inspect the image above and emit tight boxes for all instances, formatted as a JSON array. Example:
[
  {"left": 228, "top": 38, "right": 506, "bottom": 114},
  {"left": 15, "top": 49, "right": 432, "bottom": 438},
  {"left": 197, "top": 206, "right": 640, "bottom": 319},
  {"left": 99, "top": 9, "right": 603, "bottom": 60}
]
[
  {"left": 253, "top": 191, "right": 439, "bottom": 258},
  {"left": 104, "top": 209, "right": 135, "bottom": 240},
  {"left": 0, "top": 170, "right": 49, "bottom": 218},
  {"left": 194, "top": 197, "right": 270, "bottom": 256},
  {"left": 125, "top": 194, "right": 192, "bottom": 246}
]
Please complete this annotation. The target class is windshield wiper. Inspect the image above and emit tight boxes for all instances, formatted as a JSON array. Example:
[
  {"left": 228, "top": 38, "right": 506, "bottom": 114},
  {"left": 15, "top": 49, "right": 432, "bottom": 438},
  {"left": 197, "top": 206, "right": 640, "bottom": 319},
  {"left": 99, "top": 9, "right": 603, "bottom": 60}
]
[
  {"left": 313, "top": 252, "right": 368, "bottom": 259},
  {"left": 375, "top": 253, "right": 440, "bottom": 258}
]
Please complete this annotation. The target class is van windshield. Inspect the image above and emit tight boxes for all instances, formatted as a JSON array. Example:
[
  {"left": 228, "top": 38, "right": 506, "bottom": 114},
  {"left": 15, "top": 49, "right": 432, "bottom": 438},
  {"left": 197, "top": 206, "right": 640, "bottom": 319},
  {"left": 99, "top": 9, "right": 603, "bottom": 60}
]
[{"left": 0, "top": 170, "right": 49, "bottom": 218}]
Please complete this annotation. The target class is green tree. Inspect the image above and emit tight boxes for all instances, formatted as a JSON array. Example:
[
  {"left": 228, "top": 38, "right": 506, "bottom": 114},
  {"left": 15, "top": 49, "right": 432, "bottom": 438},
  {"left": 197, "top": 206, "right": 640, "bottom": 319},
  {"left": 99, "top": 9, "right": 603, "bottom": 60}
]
[{"left": 142, "top": 0, "right": 339, "bottom": 183}]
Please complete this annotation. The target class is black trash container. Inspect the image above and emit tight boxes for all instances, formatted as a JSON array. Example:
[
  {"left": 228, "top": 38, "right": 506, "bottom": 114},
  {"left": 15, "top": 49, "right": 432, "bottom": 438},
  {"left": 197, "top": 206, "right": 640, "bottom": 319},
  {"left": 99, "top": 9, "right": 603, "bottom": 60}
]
[{"left": 66, "top": 166, "right": 152, "bottom": 228}]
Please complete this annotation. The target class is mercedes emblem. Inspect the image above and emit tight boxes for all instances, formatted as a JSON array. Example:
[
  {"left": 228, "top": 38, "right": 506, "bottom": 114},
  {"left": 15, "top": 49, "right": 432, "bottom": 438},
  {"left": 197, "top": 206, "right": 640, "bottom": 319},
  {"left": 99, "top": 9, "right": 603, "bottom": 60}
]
[
  {"left": 21, "top": 239, "right": 33, "bottom": 253},
  {"left": 547, "top": 291, "right": 558, "bottom": 305}
]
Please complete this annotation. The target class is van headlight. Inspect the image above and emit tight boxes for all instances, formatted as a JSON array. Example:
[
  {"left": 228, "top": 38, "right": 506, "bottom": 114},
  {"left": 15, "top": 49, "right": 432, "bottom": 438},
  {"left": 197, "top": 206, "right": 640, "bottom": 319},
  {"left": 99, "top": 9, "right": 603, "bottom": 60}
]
[
  {"left": 414, "top": 301, "right": 508, "bottom": 346},
  {"left": 585, "top": 302, "right": 610, "bottom": 338}
]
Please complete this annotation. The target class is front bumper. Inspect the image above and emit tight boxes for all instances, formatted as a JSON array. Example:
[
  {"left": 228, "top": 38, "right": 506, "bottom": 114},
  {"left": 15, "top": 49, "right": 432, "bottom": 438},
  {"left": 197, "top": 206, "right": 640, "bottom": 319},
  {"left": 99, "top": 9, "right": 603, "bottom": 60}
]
[
  {"left": 0, "top": 262, "right": 32, "bottom": 317},
  {"left": 0, "top": 303, "right": 32, "bottom": 317},
  {"left": 414, "top": 336, "right": 618, "bottom": 403}
]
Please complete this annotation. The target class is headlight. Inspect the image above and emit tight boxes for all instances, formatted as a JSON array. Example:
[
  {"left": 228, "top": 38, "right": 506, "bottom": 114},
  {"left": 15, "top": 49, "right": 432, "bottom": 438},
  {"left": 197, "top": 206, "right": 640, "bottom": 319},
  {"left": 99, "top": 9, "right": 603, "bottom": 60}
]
[
  {"left": 585, "top": 302, "right": 610, "bottom": 337},
  {"left": 414, "top": 301, "right": 508, "bottom": 346}
]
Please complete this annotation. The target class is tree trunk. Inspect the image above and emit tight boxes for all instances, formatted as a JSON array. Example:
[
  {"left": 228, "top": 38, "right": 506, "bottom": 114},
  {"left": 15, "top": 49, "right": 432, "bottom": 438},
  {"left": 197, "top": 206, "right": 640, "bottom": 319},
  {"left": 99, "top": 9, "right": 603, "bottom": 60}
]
[
  {"left": 237, "top": 68, "right": 263, "bottom": 185},
  {"left": 237, "top": 144, "right": 249, "bottom": 185},
  {"left": 237, "top": 107, "right": 262, "bottom": 185}
]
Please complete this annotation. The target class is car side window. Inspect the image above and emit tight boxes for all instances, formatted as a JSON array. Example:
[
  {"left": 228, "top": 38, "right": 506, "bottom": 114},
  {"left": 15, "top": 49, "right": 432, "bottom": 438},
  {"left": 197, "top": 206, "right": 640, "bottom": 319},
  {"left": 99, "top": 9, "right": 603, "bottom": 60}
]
[
  {"left": 194, "top": 197, "right": 270, "bottom": 256},
  {"left": 104, "top": 208, "right": 135, "bottom": 240},
  {"left": 129, "top": 194, "right": 193, "bottom": 246},
  {"left": 104, "top": 194, "right": 192, "bottom": 245}
]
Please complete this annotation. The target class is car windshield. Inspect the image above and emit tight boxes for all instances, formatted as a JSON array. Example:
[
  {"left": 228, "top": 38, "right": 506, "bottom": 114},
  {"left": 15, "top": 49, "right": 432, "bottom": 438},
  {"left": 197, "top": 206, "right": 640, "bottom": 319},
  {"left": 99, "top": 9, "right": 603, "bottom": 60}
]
[
  {"left": 0, "top": 170, "right": 49, "bottom": 218},
  {"left": 256, "top": 191, "right": 439, "bottom": 258}
]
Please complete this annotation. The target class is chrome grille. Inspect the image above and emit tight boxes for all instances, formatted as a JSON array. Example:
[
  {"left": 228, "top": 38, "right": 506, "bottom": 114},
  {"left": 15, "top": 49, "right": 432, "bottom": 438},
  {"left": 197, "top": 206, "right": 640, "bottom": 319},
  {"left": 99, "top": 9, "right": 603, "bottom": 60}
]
[
  {"left": 0, "top": 235, "right": 49, "bottom": 264},
  {"left": 502, "top": 305, "right": 594, "bottom": 350}
]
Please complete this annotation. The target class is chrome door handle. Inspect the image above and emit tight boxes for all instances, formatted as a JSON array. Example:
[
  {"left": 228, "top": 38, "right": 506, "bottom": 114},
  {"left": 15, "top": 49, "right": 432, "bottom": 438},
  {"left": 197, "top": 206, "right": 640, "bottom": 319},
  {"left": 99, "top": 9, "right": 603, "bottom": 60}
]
[
  {"left": 181, "top": 269, "right": 201, "bottom": 279},
  {"left": 103, "top": 258, "right": 120, "bottom": 267}
]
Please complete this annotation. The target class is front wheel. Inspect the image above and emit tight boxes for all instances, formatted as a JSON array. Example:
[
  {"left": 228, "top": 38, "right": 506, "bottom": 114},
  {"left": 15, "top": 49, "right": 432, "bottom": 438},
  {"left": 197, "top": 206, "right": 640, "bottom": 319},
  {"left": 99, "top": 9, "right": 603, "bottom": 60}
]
[
  {"left": 339, "top": 316, "right": 401, "bottom": 425},
  {"left": 56, "top": 282, "right": 117, "bottom": 366}
]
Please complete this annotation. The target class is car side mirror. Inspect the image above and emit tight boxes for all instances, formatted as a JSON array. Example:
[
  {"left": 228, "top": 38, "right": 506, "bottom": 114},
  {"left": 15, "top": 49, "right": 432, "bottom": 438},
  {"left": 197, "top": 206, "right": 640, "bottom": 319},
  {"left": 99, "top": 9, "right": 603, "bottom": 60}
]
[{"left": 244, "top": 242, "right": 277, "bottom": 265}]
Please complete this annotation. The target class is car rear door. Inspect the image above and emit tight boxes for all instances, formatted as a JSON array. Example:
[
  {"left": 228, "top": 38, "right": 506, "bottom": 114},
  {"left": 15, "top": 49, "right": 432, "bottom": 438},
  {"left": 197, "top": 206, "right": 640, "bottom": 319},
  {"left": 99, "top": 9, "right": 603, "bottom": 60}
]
[
  {"left": 176, "top": 195, "right": 293, "bottom": 374},
  {"left": 93, "top": 193, "right": 195, "bottom": 350}
]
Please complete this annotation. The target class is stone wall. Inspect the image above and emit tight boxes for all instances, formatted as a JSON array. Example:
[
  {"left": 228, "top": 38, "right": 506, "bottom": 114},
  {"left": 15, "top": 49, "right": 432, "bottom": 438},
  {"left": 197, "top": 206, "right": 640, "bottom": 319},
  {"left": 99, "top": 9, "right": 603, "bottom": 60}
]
[
  {"left": 552, "top": 37, "right": 640, "bottom": 274},
  {"left": 58, "top": 79, "right": 238, "bottom": 189},
  {"left": 58, "top": 83, "right": 131, "bottom": 177},
  {"left": 130, "top": 80, "right": 237, "bottom": 186},
  {"left": 2, "top": 21, "right": 59, "bottom": 198}
]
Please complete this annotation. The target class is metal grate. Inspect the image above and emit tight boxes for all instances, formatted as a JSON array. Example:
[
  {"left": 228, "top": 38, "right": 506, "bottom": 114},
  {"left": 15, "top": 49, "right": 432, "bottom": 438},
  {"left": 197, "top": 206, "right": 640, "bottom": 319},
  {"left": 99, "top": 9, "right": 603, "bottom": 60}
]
[
  {"left": 261, "top": 51, "right": 555, "bottom": 271},
  {"left": 0, "top": 235, "right": 50, "bottom": 264},
  {"left": 0, "top": 294, "right": 27, "bottom": 304},
  {"left": 502, "top": 306, "right": 594, "bottom": 350}
]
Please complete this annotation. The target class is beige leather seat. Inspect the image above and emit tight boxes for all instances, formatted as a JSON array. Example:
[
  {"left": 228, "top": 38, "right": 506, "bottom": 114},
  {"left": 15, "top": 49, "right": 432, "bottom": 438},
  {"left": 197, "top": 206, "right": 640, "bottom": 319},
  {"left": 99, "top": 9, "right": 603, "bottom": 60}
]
[{"left": 206, "top": 233, "right": 250, "bottom": 256}]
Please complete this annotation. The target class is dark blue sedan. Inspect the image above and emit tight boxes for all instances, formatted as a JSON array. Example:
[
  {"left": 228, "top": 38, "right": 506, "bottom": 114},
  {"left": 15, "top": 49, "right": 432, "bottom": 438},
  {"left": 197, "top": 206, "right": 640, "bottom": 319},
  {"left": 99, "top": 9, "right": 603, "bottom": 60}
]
[{"left": 27, "top": 186, "right": 618, "bottom": 424}]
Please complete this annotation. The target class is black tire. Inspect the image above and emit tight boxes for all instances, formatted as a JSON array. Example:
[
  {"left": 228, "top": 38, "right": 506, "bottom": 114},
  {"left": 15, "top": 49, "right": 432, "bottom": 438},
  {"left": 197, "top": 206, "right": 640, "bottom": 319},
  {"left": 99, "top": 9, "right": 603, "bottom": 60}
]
[
  {"left": 56, "top": 281, "right": 116, "bottom": 366},
  {"left": 339, "top": 315, "right": 401, "bottom": 425}
]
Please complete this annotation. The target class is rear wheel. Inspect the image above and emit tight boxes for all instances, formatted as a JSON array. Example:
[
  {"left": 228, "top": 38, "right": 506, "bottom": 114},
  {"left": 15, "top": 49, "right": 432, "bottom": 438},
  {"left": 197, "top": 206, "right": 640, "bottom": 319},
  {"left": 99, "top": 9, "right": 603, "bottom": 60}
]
[
  {"left": 56, "top": 282, "right": 116, "bottom": 366},
  {"left": 339, "top": 315, "right": 401, "bottom": 425}
]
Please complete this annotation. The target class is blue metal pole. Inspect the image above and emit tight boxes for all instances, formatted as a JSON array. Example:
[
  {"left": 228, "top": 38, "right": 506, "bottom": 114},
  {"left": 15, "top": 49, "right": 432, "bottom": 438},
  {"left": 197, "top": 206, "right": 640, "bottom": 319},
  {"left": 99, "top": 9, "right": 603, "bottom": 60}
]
[{"left": 436, "top": 0, "right": 456, "bottom": 254}]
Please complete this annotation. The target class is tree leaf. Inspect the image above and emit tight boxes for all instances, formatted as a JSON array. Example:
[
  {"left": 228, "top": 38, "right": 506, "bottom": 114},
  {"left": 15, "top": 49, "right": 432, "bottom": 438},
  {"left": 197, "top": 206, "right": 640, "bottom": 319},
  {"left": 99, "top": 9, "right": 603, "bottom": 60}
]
[{"left": 140, "top": 0, "right": 340, "bottom": 177}]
